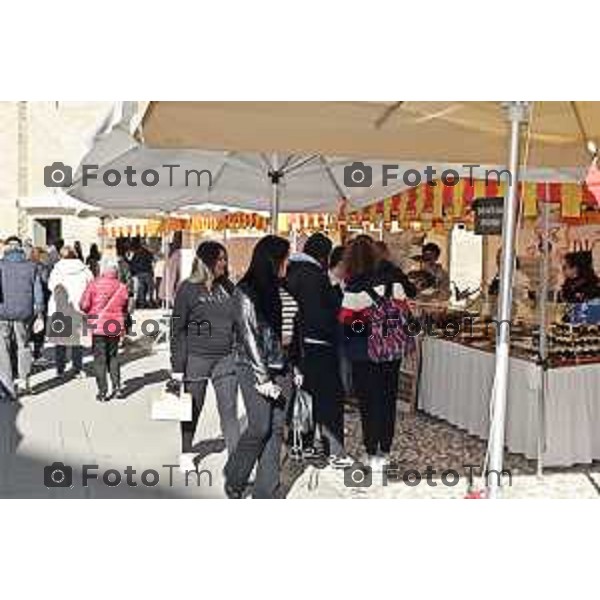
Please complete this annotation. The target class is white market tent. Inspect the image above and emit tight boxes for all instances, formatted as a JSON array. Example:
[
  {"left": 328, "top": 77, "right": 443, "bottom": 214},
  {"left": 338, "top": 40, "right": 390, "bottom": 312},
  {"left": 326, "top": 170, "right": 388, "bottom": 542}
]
[
  {"left": 69, "top": 101, "right": 600, "bottom": 498},
  {"left": 140, "top": 101, "right": 600, "bottom": 168},
  {"left": 68, "top": 102, "right": 584, "bottom": 217}
]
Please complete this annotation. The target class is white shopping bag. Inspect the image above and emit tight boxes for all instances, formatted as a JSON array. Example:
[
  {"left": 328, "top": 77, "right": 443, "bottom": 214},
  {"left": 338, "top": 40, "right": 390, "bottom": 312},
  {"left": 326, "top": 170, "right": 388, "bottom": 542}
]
[{"left": 151, "top": 387, "right": 193, "bottom": 422}]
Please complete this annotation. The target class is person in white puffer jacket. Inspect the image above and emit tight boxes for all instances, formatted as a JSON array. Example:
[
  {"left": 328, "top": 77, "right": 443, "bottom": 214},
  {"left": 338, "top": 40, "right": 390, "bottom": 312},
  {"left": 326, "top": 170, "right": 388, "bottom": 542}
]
[{"left": 47, "top": 246, "right": 94, "bottom": 378}]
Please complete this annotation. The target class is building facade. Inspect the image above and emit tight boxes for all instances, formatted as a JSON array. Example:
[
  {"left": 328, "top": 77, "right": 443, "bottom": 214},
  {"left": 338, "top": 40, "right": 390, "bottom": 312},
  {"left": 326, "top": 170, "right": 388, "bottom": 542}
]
[{"left": 0, "top": 101, "right": 114, "bottom": 252}]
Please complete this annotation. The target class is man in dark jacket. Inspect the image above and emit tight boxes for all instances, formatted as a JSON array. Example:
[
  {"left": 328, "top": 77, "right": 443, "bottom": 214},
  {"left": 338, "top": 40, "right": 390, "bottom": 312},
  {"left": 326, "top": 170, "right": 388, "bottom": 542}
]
[
  {"left": 286, "top": 233, "right": 350, "bottom": 465},
  {"left": 128, "top": 241, "right": 155, "bottom": 308},
  {"left": 0, "top": 236, "right": 44, "bottom": 400}
]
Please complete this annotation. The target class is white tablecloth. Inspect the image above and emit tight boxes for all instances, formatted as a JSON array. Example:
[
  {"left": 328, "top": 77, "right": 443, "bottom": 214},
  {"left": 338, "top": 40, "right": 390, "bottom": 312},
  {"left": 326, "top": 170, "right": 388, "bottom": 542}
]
[{"left": 418, "top": 338, "right": 600, "bottom": 467}]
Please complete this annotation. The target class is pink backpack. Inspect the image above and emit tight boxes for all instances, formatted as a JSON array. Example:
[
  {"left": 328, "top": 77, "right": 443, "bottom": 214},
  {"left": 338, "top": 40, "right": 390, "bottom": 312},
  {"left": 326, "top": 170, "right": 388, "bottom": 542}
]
[{"left": 365, "top": 283, "right": 414, "bottom": 363}]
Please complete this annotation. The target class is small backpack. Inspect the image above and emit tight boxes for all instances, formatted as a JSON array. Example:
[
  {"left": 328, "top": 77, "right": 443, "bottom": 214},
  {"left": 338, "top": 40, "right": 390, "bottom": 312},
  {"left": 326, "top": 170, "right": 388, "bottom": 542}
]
[{"left": 366, "top": 283, "right": 414, "bottom": 363}]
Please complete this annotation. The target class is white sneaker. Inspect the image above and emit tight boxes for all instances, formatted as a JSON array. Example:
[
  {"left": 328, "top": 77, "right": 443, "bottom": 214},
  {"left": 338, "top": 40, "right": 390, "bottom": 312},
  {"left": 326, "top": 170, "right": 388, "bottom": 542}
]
[
  {"left": 179, "top": 453, "right": 197, "bottom": 473},
  {"left": 368, "top": 455, "right": 386, "bottom": 472},
  {"left": 15, "top": 378, "right": 31, "bottom": 397}
]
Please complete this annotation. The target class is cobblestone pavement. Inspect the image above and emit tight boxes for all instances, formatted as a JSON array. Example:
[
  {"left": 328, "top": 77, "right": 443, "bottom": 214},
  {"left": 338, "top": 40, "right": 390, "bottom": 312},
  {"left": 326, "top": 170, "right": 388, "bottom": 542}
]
[
  {"left": 1, "top": 339, "right": 598, "bottom": 499},
  {"left": 287, "top": 404, "right": 600, "bottom": 499}
]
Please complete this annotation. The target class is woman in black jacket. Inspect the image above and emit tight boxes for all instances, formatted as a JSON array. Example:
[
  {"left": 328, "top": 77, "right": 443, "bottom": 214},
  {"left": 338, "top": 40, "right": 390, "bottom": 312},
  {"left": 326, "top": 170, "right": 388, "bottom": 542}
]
[
  {"left": 171, "top": 241, "right": 240, "bottom": 473},
  {"left": 224, "top": 235, "right": 298, "bottom": 499}
]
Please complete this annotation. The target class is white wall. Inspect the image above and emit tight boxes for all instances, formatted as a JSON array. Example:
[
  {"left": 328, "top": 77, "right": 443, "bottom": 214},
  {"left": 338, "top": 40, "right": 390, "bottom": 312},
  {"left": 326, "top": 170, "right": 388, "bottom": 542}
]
[
  {"left": 0, "top": 102, "right": 19, "bottom": 236},
  {"left": 0, "top": 101, "right": 115, "bottom": 240}
]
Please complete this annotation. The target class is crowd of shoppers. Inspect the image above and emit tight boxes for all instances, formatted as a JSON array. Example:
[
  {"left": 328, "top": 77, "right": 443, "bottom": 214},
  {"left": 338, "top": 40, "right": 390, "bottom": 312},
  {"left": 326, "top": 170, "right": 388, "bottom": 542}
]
[
  {"left": 0, "top": 229, "right": 463, "bottom": 499},
  {"left": 164, "top": 232, "right": 420, "bottom": 498},
  {"left": 0, "top": 235, "right": 159, "bottom": 403}
]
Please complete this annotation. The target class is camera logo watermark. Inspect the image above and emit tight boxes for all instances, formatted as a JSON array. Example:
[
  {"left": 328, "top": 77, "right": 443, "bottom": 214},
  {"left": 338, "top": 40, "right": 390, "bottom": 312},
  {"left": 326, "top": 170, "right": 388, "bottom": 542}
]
[
  {"left": 342, "top": 162, "right": 512, "bottom": 189},
  {"left": 344, "top": 463, "right": 512, "bottom": 489},
  {"left": 44, "top": 162, "right": 213, "bottom": 189},
  {"left": 343, "top": 313, "right": 514, "bottom": 341},
  {"left": 44, "top": 462, "right": 213, "bottom": 489},
  {"left": 47, "top": 312, "right": 212, "bottom": 339}
]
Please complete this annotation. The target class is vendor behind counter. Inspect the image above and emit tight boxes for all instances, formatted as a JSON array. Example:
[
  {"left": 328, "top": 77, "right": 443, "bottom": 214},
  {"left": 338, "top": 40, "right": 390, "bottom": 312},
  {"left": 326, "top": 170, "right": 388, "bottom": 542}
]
[{"left": 559, "top": 250, "right": 600, "bottom": 304}]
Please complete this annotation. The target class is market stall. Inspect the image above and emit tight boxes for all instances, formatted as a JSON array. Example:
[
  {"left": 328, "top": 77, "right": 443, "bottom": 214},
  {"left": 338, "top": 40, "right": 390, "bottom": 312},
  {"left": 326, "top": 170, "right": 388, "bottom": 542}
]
[
  {"left": 352, "top": 176, "right": 600, "bottom": 467},
  {"left": 418, "top": 335, "right": 600, "bottom": 467}
]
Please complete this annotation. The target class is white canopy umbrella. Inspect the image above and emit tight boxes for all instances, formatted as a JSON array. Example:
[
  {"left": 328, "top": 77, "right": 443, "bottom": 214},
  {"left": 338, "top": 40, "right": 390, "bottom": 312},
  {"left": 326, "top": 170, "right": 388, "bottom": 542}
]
[
  {"left": 141, "top": 101, "right": 600, "bottom": 168},
  {"left": 69, "top": 109, "right": 583, "bottom": 216},
  {"left": 72, "top": 138, "right": 509, "bottom": 216}
]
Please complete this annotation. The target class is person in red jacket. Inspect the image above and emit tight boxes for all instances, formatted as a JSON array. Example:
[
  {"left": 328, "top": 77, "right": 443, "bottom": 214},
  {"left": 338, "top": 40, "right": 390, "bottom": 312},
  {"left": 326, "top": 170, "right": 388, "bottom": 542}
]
[{"left": 80, "top": 257, "right": 129, "bottom": 402}]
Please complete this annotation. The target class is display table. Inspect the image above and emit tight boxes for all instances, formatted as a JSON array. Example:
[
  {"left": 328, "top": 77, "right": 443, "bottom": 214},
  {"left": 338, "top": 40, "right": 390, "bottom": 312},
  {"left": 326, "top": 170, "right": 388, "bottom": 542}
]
[{"left": 418, "top": 337, "right": 600, "bottom": 467}]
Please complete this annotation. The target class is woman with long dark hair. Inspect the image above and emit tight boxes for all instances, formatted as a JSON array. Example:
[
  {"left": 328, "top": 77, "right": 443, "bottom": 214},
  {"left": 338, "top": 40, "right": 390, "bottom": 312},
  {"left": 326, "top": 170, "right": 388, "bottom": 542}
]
[
  {"left": 338, "top": 234, "right": 408, "bottom": 472},
  {"left": 170, "top": 241, "right": 240, "bottom": 473},
  {"left": 224, "top": 235, "right": 298, "bottom": 499},
  {"left": 560, "top": 250, "right": 600, "bottom": 304}
]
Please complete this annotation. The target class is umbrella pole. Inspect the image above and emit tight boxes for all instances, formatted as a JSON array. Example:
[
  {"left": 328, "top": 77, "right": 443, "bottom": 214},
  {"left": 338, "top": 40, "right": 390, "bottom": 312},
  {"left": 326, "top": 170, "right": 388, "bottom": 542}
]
[
  {"left": 162, "top": 231, "right": 168, "bottom": 310},
  {"left": 537, "top": 201, "right": 550, "bottom": 477},
  {"left": 100, "top": 216, "right": 106, "bottom": 253},
  {"left": 487, "top": 101, "right": 528, "bottom": 499},
  {"left": 269, "top": 153, "right": 281, "bottom": 234}
]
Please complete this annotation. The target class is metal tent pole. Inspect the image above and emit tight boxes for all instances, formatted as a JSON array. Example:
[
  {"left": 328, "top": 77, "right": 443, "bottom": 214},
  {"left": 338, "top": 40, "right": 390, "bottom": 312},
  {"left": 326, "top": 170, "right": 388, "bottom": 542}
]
[
  {"left": 269, "top": 153, "right": 281, "bottom": 234},
  {"left": 162, "top": 229, "right": 169, "bottom": 310},
  {"left": 536, "top": 201, "right": 551, "bottom": 476},
  {"left": 100, "top": 216, "right": 106, "bottom": 252},
  {"left": 487, "top": 101, "right": 529, "bottom": 499}
]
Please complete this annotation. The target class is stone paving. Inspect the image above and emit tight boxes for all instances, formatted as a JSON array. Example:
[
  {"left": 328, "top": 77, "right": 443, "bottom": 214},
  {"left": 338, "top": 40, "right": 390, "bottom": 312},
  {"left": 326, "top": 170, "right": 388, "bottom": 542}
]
[
  {"left": 0, "top": 342, "right": 227, "bottom": 498},
  {"left": 1, "top": 338, "right": 598, "bottom": 499}
]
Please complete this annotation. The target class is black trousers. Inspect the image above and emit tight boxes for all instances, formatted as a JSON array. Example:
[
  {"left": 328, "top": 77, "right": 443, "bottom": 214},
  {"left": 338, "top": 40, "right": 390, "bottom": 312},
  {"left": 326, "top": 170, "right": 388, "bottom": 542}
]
[
  {"left": 224, "top": 366, "right": 291, "bottom": 499},
  {"left": 92, "top": 335, "right": 120, "bottom": 395},
  {"left": 181, "top": 354, "right": 240, "bottom": 454},
  {"left": 56, "top": 345, "right": 83, "bottom": 374},
  {"left": 351, "top": 359, "right": 400, "bottom": 456},
  {"left": 301, "top": 344, "right": 345, "bottom": 456}
]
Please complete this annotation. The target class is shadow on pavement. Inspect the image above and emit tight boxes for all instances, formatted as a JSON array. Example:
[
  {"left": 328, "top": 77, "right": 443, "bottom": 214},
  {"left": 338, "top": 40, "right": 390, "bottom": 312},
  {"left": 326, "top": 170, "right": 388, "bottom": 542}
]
[
  {"left": 191, "top": 438, "right": 226, "bottom": 462},
  {"left": 0, "top": 393, "right": 221, "bottom": 499},
  {"left": 119, "top": 369, "right": 171, "bottom": 398}
]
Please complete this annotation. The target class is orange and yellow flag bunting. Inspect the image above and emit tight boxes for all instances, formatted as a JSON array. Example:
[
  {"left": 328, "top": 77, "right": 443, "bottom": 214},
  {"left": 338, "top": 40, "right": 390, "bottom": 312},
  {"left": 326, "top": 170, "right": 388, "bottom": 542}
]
[
  {"left": 101, "top": 179, "right": 599, "bottom": 240},
  {"left": 348, "top": 178, "right": 600, "bottom": 231}
]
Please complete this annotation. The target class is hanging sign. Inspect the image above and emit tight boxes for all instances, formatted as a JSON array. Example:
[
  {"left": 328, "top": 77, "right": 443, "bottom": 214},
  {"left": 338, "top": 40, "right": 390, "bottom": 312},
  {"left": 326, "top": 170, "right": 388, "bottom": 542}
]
[{"left": 473, "top": 196, "right": 505, "bottom": 235}]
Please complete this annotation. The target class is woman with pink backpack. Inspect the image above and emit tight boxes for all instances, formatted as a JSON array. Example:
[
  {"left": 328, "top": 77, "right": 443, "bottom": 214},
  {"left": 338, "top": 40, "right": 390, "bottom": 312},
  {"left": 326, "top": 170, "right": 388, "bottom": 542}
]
[
  {"left": 80, "top": 257, "right": 129, "bottom": 402},
  {"left": 338, "top": 235, "right": 411, "bottom": 473}
]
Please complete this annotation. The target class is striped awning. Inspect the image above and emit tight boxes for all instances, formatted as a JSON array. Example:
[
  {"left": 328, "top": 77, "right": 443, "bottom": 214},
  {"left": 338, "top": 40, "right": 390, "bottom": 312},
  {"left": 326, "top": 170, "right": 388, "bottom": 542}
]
[{"left": 348, "top": 179, "right": 600, "bottom": 232}]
